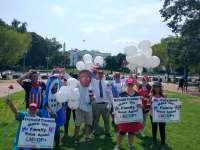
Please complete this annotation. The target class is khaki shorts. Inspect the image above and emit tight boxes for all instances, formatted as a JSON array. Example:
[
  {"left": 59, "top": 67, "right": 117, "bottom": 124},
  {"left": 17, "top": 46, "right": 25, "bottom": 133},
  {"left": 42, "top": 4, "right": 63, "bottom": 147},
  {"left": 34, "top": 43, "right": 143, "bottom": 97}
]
[{"left": 75, "top": 108, "right": 93, "bottom": 126}]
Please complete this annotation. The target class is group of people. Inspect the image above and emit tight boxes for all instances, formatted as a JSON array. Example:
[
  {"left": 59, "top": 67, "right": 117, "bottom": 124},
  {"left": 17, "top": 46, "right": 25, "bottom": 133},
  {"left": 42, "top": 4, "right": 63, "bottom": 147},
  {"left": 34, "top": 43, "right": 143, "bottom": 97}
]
[
  {"left": 6, "top": 67, "right": 168, "bottom": 150},
  {"left": 177, "top": 77, "right": 188, "bottom": 93}
]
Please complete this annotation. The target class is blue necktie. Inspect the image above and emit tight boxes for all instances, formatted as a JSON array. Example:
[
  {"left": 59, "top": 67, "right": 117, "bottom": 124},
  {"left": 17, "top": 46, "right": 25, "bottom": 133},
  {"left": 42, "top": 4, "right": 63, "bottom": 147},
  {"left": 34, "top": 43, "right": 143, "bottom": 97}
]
[{"left": 99, "top": 80, "right": 103, "bottom": 98}]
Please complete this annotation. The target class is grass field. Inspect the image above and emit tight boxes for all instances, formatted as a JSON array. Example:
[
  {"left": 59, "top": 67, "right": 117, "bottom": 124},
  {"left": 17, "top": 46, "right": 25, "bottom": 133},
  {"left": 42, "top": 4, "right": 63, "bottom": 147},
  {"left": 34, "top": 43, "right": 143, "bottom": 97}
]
[{"left": 0, "top": 91, "right": 199, "bottom": 150}]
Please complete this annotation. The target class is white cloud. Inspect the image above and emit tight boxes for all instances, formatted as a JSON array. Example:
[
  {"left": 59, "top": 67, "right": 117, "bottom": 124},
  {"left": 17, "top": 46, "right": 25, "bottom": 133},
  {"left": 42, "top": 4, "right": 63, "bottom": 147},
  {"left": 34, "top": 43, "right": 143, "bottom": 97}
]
[
  {"left": 82, "top": 25, "right": 118, "bottom": 34},
  {"left": 80, "top": 1, "right": 164, "bottom": 35},
  {"left": 49, "top": 5, "right": 65, "bottom": 17},
  {"left": 113, "top": 39, "right": 137, "bottom": 44}
]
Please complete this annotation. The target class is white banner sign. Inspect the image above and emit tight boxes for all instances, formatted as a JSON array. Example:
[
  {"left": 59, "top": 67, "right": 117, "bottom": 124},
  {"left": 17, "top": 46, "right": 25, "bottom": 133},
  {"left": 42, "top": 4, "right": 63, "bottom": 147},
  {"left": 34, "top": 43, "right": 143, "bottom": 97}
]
[
  {"left": 18, "top": 117, "right": 56, "bottom": 149},
  {"left": 113, "top": 96, "right": 143, "bottom": 124},
  {"left": 152, "top": 98, "right": 180, "bottom": 123}
]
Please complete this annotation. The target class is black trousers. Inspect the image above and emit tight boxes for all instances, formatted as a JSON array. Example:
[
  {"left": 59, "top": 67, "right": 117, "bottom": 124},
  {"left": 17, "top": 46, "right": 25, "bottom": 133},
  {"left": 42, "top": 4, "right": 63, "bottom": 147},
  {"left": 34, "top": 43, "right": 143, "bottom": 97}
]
[
  {"left": 150, "top": 116, "right": 166, "bottom": 145},
  {"left": 64, "top": 105, "right": 76, "bottom": 135}
]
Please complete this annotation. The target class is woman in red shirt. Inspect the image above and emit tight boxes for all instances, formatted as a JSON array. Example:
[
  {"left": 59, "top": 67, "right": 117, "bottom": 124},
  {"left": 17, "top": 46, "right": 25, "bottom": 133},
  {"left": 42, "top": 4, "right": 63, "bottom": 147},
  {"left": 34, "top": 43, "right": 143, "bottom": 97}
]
[{"left": 114, "top": 78, "right": 143, "bottom": 150}]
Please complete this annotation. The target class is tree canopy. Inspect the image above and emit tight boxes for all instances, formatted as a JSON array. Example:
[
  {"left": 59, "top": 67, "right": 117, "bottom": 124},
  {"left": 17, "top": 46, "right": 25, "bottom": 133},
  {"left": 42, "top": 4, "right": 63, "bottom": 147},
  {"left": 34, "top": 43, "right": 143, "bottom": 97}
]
[{"left": 0, "top": 19, "right": 31, "bottom": 70}]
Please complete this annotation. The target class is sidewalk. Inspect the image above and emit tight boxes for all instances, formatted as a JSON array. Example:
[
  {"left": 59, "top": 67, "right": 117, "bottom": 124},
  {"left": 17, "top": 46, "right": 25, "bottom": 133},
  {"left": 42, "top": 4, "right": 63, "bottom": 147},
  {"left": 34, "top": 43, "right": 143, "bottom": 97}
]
[
  {"left": 0, "top": 81, "right": 22, "bottom": 98},
  {"left": 163, "top": 83, "right": 200, "bottom": 97}
]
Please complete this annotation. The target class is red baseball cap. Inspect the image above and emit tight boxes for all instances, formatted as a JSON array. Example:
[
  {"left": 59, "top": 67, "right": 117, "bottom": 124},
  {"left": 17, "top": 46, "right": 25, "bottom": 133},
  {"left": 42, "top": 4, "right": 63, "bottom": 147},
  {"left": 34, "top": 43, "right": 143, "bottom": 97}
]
[
  {"left": 142, "top": 76, "right": 149, "bottom": 82},
  {"left": 29, "top": 103, "right": 38, "bottom": 110}
]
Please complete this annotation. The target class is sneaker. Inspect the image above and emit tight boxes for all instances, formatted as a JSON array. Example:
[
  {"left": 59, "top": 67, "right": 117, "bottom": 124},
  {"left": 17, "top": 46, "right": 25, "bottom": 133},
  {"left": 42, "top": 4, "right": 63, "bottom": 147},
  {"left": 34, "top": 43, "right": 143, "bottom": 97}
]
[{"left": 114, "top": 145, "right": 121, "bottom": 150}]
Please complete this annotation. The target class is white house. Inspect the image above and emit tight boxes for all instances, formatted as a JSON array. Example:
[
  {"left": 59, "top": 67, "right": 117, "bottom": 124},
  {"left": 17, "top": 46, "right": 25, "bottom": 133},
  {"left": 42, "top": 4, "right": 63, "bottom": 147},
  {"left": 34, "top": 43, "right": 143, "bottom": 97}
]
[{"left": 67, "top": 49, "right": 111, "bottom": 67}]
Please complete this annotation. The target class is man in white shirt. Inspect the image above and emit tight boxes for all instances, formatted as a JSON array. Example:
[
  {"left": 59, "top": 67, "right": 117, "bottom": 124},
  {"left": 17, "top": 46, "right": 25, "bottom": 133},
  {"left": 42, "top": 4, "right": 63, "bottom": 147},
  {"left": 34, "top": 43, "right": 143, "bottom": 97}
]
[
  {"left": 74, "top": 70, "right": 95, "bottom": 144},
  {"left": 92, "top": 67, "right": 112, "bottom": 137}
]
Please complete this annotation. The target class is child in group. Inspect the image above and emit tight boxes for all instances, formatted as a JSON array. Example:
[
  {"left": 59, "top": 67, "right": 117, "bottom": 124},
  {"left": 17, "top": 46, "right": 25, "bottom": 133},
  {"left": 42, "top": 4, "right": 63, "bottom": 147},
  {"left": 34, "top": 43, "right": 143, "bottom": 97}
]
[
  {"left": 43, "top": 75, "right": 66, "bottom": 147},
  {"left": 150, "top": 81, "right": 166, "bottom": 150},
  {"left": 6, "top": 98, "right": 41, "bottom": 150},
  {"left": 114, "top": 77, "right": 143, "bottom": 150}
]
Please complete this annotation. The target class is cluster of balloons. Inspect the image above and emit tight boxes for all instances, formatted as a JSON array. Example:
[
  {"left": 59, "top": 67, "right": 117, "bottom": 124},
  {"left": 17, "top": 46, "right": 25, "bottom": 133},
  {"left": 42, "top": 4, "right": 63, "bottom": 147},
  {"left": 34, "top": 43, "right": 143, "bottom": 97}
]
[
  {"left": 124, "top": 40, "right": 160, "bottom": 73},
  {"left": 56, "top": 78, "right": 80, "bottom": 109},
  {"left": 76, "top": 54, "right": 104, "bottom": 71}
]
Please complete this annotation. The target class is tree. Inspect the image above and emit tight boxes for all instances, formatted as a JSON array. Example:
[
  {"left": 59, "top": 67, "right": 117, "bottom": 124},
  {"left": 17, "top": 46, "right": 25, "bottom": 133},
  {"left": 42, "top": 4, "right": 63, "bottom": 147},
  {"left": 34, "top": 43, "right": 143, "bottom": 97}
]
[
  {"left": 19, "top": 33, "right": 64, "bottom": 69},
  {"left": 105, "top": 53, "right": 126, "bottom": 71},
  {"left": 160, "top": 0, "right": 200, "bottom": 75},
  {"left": 0, "top": 25, "right": 31, "bottom": 70},
  {"left": 11, "top": 19, "right": 27, "bottom": 33},
  {"left": 152, "top": 36, "right": 180, "bottom": 75},
  {"left": 160, "top": 0, "right": 200, "bottom": 33}
]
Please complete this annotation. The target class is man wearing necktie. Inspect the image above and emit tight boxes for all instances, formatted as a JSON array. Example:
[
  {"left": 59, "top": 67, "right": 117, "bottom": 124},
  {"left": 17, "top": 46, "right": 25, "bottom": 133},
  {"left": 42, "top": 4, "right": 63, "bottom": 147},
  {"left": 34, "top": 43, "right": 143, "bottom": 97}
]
[{"left": 92, "top": 67, "right": 112, "bottom": 137}]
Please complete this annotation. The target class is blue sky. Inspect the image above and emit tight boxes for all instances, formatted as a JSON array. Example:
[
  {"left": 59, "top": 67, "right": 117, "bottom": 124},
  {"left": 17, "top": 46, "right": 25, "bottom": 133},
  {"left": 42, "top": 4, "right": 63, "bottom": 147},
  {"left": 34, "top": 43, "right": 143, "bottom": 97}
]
[{"left": 0, "top": 0, "right": 173, "bottom": 55}]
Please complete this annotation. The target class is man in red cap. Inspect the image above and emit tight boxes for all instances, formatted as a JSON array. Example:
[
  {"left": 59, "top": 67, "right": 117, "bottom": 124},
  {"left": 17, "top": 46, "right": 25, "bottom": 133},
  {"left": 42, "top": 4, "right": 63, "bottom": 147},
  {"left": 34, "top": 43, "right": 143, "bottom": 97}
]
[{"left": 6, "top": 97, "right": 41, "bottom": 150}]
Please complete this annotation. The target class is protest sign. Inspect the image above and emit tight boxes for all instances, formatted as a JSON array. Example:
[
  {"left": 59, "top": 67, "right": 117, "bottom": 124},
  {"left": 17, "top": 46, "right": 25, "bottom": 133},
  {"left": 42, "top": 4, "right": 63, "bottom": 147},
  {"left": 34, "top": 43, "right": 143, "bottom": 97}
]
[
  {"left": 18, "top": 117, "right": 56, "bottom": 149},
  {"left": 113, "top": 96, "right": 143, "bottom": 124},
  {"left": 152, "top": 98, "right": 180, "bottom": 123}
]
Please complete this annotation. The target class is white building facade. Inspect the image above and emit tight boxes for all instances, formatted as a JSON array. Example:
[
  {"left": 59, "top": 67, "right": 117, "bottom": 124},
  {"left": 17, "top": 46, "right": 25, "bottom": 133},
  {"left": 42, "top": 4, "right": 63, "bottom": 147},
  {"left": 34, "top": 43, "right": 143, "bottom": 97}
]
[{"left": 68, "top": 49, "right": 111, "bottom": 67}]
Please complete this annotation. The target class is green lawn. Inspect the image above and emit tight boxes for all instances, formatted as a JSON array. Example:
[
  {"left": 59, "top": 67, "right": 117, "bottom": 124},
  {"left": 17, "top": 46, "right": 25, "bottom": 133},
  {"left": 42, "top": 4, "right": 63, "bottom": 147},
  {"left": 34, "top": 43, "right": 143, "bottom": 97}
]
[{"left": 0, "top": 91, "right": 199, "bottom": 150}]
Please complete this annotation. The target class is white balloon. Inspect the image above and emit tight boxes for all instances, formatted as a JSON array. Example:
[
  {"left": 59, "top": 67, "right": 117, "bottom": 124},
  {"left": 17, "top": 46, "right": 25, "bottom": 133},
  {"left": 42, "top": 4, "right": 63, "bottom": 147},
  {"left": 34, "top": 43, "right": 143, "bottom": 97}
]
[
  {"left": 131, "top": 53, "right": 145, "bottom": 66},
  {"left": 76, "top": 61, "right": 85, "bottom": 71},
  {"left": 127, "top": 63, "right": 137, "bottom": 71},
  {"left": 151, "top": 56, "right": 160, "bottom": 68},
  {"left": 140, "top": 47, "right": 153, "bottom": 57},
  {"left": 67, "top": 88, "right": 80, "bottom": 110},
  {"left": 56, "top": 91, "right": 65, "bottom": 103},
  {"left": 85, "top": 61, "right": 94, "bottom": 71},
  {"left": 137, "top": 67, "right": 143, "bottom": 74},
  {"left": 83, "top": 54, "right": 93, "bottom": 63},
  {"left": 94, "top": 56, "right": 104, "bottom": 66},
  {"left": 67, "top": 78, "right": 79, "bottom": 89},
  {"left": 73, "top": 88, "right": 80, "bottom": 101},
  {"left": 124, "top": 45, "right": 138, "bottom": 56},
  {"left": 56, "top": 86, "right": 70, "bottom": 103},
  {"left": 126, "top": 56, "right": 133, "bottom": 63},
  {"left": 138, "top": 40, "right": 151, "bottom": 50},
  {"left": 143, "top": 56, "right": 152, "bottom": 68},
  {"left": 68, "top": 99, "right": 79, "bottom": 110}
]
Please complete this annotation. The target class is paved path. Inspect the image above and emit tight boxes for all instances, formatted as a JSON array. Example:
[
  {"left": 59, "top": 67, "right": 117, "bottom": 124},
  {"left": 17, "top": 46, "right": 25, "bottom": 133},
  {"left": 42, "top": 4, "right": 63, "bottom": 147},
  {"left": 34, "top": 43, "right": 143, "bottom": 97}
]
[
  {"left": 0, "top": 80, "right": 199, "bottom": 98},
  {"left": 163, "top": 83, "right": 200, "bottom": 97},
  {"left": 0, "top": 82, "right": 22, "bottom": 98}
]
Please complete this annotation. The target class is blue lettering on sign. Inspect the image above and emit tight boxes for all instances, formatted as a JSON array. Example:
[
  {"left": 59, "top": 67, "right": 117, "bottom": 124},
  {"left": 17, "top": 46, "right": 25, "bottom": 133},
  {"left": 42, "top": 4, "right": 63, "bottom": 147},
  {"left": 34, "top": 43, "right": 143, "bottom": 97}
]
[{"left": 22, "top": 126, "right": 28, "bottom": 132}]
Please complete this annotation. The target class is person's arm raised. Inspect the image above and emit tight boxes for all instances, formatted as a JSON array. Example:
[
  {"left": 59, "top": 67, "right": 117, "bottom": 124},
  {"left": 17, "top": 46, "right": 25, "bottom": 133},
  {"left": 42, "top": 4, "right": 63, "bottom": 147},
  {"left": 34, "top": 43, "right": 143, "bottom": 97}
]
[
  {"left": 6, "top": 98, "right": 18, "bottom": 117},
  {"left": 17, "top": 70, "right": 33, "bottom": 86}
]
